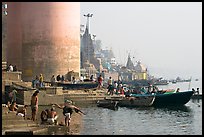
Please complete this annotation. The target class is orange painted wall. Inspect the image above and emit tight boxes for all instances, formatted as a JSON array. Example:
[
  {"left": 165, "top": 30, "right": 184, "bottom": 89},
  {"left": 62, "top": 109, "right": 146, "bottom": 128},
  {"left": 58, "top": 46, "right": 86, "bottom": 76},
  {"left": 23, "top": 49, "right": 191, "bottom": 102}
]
[{"left": 7, "top": 2, "right": 80, "bottom": 81}]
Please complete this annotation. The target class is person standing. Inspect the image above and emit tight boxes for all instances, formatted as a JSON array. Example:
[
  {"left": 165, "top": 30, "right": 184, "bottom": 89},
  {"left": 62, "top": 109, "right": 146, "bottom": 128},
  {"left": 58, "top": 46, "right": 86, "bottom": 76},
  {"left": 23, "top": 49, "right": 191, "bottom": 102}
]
[
  {"left": 13, "top": 65, "right": 17, "bottom": 71},
  {"left": 35, "top": 75, "right": 40, "bottom": 88},
  {"left": 90, "top": 75, "right": 94, "bottom": 82},
  {"left": 61, "top": 75, "right": 65, "bottom": 82},
  {"left": 176, "top": 88, "right": 180, "bottom": 93},
  {"left": 31, "top": 90, "right": 39, "bottom": 121},
  {"left": 53, "top": 100, "right": 85, "bottom": 127},
  {"left": 56, "top": 75, "right": 61, "bottom": 81},
  {"left": 196, "top": 88, "right": 200, "bottom": 94},
  {"left": 9, "top": 86, "right": 17, "bottom": 104},
  {"left": 39, "top": 74, "right": 44, "bottom": 88},
  {"left": 97, "top": 75, "right": 103, "bottom": 89},
  {"left": 113, "top": 81, "right": 118, "bottom": 94},
  {"left": 50, "top": 75, "right": 56, "bottom": 87},
  {"left": 80, "top": 74, "right": 84, "bottom": 82},
  {"left": 9, "top": 64, "right": 13, "bottom": 72},
  {"left": 107, "top": 77, "right": 114, "bottom": 95}
]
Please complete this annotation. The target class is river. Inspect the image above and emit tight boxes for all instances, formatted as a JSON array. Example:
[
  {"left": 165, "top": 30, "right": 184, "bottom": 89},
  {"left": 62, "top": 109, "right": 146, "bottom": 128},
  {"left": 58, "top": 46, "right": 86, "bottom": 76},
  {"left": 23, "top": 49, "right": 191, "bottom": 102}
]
[{"left": 80, "top": 80, "right": 202, "bottom": 135}]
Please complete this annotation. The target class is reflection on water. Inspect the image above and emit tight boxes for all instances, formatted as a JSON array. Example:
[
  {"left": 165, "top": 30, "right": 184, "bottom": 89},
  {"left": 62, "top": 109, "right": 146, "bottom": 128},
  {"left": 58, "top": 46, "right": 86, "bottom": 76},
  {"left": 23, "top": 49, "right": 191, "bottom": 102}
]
[
  {"left": 80, "top": 100, "right": 202, "bottom": 135},
  {"left": 153, "top": 105, "right": 192, "bottom": 112}
]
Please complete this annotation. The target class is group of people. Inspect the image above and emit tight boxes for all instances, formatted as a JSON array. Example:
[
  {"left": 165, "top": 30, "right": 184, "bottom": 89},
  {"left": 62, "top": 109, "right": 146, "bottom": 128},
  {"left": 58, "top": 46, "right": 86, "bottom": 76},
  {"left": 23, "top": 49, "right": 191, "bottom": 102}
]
[
  {"left": 40, "top": 99, "right": 85, "bottom": 127},
  {"left": 41, "top": 107, "right": 58, "bottom": 125},
  {"left": 5, "top": 86, "right": 28, "bottom": 119},
  {"left": 50, "top": 74, "right": 65, "bottom": 86},
  {"left": 31, "top": 89, "right": 85, "bottom": 127},
  {"left": 6, "top": 64, "right": 17, "bottom": 72},
  {"left": 6, "top": 101, "right": 28, "bottom": 119},
  {"left": 32, "top": 74, "right": 44, "bottom": 88},
  {"left": 192, "top": 88, "right": 200, "bottom": 95},
  {"left": 5, "top": 89, "right": 85, "bottom": 128},
  {"left": 96, "top": 75, "right": 126, "bottom": 96}
]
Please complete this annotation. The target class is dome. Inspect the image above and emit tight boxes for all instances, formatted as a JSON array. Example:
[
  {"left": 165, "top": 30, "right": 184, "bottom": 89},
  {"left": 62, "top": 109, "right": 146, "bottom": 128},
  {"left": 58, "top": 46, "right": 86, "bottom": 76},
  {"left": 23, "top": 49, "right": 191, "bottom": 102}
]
[{"left": 135, "top": 61, "right": 146, "bottom": 72}]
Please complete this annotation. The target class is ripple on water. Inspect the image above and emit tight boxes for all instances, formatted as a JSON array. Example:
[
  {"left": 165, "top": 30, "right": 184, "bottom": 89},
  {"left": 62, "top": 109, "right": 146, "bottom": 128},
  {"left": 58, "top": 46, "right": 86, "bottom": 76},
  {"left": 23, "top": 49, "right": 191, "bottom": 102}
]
[{"left": 80, "top": 101, "right": 202, "bottom": 135}]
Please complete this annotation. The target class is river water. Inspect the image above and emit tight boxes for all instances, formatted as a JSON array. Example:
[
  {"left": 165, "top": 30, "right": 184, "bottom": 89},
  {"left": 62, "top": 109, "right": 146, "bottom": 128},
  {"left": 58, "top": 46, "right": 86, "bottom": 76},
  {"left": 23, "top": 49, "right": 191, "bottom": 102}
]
[{"left": 80, "top": 80, "right": 202, "bottom": 135}]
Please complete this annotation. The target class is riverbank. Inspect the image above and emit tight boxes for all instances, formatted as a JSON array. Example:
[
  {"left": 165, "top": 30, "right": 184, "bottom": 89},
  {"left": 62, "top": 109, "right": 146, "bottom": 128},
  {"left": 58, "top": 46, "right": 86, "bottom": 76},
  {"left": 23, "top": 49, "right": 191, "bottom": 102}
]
[{"left": 2, "top": 88, "right": 108, "bottom": 135}]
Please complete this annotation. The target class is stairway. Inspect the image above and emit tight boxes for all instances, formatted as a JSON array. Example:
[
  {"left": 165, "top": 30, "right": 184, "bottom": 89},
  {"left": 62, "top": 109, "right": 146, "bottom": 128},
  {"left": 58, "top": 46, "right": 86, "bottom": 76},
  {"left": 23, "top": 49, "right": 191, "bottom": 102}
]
[{"left": 2, "top": 106, "right": 48, "bottom": 135}]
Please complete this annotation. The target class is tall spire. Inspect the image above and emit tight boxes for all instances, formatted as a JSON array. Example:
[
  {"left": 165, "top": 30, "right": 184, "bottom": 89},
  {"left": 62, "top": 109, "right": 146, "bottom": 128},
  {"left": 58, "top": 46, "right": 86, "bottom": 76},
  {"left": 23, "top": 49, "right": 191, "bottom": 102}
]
[
  {"left": 126, "top": 53, "right": 134, "bottom": 70},
  {"left": 83, "top": 13, "right": 93, "bottom": 34}
]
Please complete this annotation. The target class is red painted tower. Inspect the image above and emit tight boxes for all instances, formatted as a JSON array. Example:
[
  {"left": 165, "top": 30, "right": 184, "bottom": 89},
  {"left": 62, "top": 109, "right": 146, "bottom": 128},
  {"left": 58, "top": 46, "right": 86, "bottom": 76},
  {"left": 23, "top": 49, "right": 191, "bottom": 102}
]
[{"left": 6, "top": 2, "right": 80, "bottom": 81}]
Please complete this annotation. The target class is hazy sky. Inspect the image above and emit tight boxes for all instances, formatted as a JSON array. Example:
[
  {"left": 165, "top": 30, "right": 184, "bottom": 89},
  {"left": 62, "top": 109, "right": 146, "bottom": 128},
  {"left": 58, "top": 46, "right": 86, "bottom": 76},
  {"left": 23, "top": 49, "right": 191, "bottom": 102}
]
[{"left": 80, "top": 2, "right": 202, "bottom": 80}]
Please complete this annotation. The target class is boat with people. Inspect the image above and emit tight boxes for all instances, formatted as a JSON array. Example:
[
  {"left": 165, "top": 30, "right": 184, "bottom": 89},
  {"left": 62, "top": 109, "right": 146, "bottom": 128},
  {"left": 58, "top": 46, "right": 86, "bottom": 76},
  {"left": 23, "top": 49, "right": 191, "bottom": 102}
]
[
  {"left": 153, "top": 79, "right": 169, "bottom": 86},
  {"left": 129, "top": 90, "right": 194, "bottom": 107}
]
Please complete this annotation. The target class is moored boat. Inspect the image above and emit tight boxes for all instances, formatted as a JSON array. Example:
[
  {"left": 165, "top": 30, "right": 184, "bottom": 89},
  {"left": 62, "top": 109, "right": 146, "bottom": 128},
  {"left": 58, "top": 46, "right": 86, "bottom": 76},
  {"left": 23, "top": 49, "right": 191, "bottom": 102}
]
[
  {"left": 56, "top": 82, "right": 98, "bottom": 90},
  {"left": 153, "top": 90, "right": 194, "bottom": 106},
  {"left": 154, "top": 80, "right": 169, "bottom": 85},
  {"left": 96, "top": 99, "right": 119, "bottom": 110},
  {"left": 129, "top": 90, "right": 194, "bottom": 106},
  {"left": 97, "top": 95, "right": 155, "bottom": 108},
  {"left": 163, "top": 89, "right": 175, "bottom": 94},
  {"left": 118, "top": 96, "right": 155, "bottom": 107}
]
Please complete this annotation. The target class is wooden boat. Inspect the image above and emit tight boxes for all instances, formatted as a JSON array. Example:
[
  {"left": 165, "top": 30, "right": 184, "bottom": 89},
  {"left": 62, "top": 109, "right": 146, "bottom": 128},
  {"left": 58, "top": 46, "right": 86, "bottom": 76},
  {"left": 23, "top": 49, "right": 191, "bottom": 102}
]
[
  {"left": 172, "top": 80, "right": 177, "bottom": 84},
  {"left": 96, "top": 99, "right": 119, "bottom": 110},
  {"left": 153, "top": 91, "right": 194, "bottom": 106},
  {"left": 118, "top": 96, "right": 155, "bottom": 107},
  {"left": 163, "top": 89, "right": 175, "bottom": 94},
  {"left": 129, "top": 90, "right": 194, "bottom": 106},
  {"left": 154, "top": 80, "right": 169, "bottom": 85},
  {"left": 56, "top": 82, "right": 98, "bottom": 90},
  {"left": 97, "top": 95, "right": 155, "bottom": 108}
]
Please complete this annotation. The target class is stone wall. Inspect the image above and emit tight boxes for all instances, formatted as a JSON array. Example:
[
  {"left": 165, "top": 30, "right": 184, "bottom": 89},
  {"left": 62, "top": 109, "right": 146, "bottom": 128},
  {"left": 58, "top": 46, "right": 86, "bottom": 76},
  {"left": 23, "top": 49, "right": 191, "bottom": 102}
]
[{"left": 21, "top": 90, "right": 64, "bottom": 106}]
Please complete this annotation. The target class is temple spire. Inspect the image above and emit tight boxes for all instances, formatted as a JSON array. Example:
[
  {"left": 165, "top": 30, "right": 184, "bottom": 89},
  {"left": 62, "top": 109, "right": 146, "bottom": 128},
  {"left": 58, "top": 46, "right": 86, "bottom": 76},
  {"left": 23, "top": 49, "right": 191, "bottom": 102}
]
[
  {"left": 126, "top": 53, "right": 134, "bottom": 70},
  {"left": 83, "top": 13, "right": 93, "bottom": 34}
]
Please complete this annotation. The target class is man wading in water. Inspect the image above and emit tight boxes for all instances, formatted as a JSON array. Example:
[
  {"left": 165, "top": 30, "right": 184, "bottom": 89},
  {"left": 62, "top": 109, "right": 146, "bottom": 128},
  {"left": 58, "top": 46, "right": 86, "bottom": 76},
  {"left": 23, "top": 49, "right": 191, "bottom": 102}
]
[{"left": 53, "top": 100, "right": 85, "bottom": 128}]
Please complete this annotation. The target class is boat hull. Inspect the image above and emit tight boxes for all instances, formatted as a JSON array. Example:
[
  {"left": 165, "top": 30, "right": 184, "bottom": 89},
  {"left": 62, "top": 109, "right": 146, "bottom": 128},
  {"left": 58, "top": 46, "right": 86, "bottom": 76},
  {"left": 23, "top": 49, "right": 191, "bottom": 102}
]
[
  {"left": 97, "top": 95, "right": 155, "bottom": 108},
  {"left": 57, "top": 82, "right": 98, "bottom": 90},
  {"left": 118, "top": 96, "right": 155, "bottom": 107},
  {"left": 96, "top": 100, "right": 119, "bottom": 110},
  {"left": 153, "top": 91, "right": 194, "bottom": 106},
  {"left": 191, "top": 94, "right": 202, "bottom": 99},
  {"left": 129, "top": 90, "right": 194, "bottom": 106}
]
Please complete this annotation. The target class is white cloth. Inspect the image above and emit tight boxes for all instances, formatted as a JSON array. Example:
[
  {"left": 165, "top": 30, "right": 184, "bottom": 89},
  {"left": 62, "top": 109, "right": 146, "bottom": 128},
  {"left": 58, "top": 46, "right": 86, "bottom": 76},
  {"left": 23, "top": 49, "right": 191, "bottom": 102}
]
[
  {"left": 9, "top": 65, "right": 13, "bottom": 71},
  {"left": 17, "top": 113, "right": 24, "bottom": 117},
  {"left": 47, "top": 115, "right": 58, "bottom": 124}
]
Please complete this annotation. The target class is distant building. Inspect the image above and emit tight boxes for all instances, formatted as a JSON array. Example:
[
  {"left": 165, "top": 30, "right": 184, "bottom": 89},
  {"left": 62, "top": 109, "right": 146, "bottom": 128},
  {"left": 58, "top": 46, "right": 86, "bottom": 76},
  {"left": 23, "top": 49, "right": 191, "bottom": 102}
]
[
  {"left": 126, "top": 54, "right": 134, "bottom": 70},
  {"left": 119, "top": 54, "right": 148, "bottom": 81},
  {"left": 82, "top": 60, "right": 97, "bottom": 79},
  {"left": 80, "top": 14, "right": 103, "bottom": 73},
  {"left": 134, "top": 61, "right": 147, "bottom": 80}
]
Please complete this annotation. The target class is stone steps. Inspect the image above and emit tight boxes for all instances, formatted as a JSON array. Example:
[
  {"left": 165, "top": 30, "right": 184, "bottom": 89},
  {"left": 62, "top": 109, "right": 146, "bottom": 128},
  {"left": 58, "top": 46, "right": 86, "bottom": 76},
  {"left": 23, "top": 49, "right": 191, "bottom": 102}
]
[
  {"left": 12, "top": 81, "right": 34, "bottom": 90},
  {"left": 2, "top": 114, "right": 25, "bottom": 120},
  {"left": 2, "top": 121, "right": 38, "bottom": 129},
  {"left": 3, "top": 126, "right": 48, "bottom": 135}
]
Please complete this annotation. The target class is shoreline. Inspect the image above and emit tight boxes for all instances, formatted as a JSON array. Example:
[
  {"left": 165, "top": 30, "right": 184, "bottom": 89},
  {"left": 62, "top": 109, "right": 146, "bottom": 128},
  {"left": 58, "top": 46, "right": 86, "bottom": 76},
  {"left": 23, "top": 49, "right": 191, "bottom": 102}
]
[{"left": 2, "top": 88, "right": 107, "bottom": 135}]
